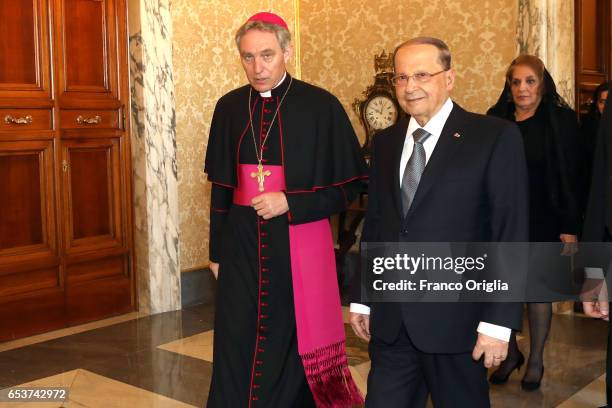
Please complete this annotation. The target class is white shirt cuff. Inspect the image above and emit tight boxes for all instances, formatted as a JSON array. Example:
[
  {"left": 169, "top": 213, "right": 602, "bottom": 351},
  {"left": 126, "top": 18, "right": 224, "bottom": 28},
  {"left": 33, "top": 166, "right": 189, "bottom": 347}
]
[
  {"left": 349, "top": 307, "right": 510, "bottom": 340},
  {"left": 585, "top": 267, "right": 605, "bottom": 279},
  {"left": 349, "top": 303, "right": 371, "bottom": 315},
  {"left": 477, "top": 321, "right": 511, "bottom": 342}
]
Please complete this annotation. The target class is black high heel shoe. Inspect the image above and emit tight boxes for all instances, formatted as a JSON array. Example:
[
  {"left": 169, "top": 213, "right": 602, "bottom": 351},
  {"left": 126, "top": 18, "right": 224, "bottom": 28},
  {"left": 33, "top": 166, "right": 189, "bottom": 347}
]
[
  {"left": 521, "top": 366, "right": 544, "bottom": 391},
  {"left": 488, "top": 351, "right": 525, "bottom": 384}
]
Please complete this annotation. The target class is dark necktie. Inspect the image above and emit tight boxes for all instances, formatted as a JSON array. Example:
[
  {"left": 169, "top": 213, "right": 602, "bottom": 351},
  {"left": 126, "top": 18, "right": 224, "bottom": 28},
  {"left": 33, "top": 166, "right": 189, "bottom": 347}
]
[{"left": 401, "top": 128, "right": 432, "bottom": 214}]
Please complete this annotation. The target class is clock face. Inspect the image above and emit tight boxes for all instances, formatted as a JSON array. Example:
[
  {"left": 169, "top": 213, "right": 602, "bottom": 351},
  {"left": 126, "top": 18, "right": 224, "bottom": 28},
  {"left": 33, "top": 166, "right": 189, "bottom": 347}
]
[{"left": 365, "top": 95, "right": 398, "bottom": 130}]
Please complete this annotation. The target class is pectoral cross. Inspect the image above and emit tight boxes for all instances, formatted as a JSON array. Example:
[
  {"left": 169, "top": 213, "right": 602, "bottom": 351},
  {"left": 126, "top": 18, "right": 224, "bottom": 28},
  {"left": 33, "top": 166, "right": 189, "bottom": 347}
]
[{"left": 251, "top": 162, "right": 272, "bottom": 192}]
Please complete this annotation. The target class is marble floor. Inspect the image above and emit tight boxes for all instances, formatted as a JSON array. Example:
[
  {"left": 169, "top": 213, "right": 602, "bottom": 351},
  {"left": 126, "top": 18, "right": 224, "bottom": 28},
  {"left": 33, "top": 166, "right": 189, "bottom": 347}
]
[{"left": 0, "top": 303, "right": 608, "bottom": 408}]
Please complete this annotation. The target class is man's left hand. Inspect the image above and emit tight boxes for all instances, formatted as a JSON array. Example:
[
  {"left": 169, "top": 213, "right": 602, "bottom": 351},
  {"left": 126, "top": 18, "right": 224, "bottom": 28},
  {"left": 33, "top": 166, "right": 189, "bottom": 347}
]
[
  {"left": 472, "top": 333, "right": 508, "bottom": 368},
  {"left": 252, "top": 192, "right": 289, "bottom": 219}
]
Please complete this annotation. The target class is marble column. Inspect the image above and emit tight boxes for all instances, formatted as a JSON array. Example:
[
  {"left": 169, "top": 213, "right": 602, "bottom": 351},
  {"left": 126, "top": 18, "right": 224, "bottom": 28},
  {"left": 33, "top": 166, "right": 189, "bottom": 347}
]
[
  {"left": 128, "top": 0, "right": 181, "bottom": 314},
  {"left": 517, "top": 0, "right": 575, "bottom": 107}
]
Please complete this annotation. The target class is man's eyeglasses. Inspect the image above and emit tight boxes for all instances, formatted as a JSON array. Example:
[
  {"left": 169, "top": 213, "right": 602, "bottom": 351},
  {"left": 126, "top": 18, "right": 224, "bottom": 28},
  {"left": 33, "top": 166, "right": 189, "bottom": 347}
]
[{"left": 391, "top": 69, "right": 448, "bottom": 86}]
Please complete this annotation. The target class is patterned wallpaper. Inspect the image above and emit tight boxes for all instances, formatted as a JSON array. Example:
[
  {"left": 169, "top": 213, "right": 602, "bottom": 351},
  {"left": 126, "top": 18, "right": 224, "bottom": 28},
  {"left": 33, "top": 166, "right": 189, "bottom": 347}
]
[
  {"left": 172, "top": 0, "right": 519, "bottom": 271},
  {"left": 300, "top": 0, "right": 518, "bottom": 143}
]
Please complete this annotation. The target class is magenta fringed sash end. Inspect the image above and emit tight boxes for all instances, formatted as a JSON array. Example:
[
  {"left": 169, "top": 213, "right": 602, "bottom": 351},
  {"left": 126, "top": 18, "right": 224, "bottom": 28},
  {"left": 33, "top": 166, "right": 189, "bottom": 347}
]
[
  {"left": 289, "top": 220, "right": 364, "bottom": 407},
  {"left": 301, "top": 341, "right": 364, "bottom": 408}
]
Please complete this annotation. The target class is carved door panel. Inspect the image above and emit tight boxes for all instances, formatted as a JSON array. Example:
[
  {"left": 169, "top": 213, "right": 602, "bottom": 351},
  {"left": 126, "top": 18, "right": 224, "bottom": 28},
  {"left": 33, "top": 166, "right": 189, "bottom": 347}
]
[
  {"left": 54, "top": 0, "right": 124, "bottom": 108},
  {"left": 0, "top": 0, "right": 52, "bottom": 102},
  {"left": 0, "top": 140, "right": 62, "bottom": 340},
  {"left": 60, "top": 137, "right": 132, "bottom": 324},
  {"left": 61, "top": 138, "right": 123, "bottom": 253}
]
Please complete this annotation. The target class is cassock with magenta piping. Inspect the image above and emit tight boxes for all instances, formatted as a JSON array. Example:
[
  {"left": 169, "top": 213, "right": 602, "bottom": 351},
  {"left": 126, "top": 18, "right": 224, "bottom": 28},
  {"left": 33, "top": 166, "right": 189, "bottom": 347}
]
[{"left": 204, "top": 72, "right": 367, "bottom": 407}]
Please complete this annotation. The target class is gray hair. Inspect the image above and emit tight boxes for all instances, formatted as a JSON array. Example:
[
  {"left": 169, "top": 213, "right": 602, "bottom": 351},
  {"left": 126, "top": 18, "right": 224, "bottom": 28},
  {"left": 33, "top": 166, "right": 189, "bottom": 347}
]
[
  {"left": 394, "top": 37, "right": 452, "bottom": 70},
  {"left": 235, "top": 20, "right": 291, "bottom": 52}
]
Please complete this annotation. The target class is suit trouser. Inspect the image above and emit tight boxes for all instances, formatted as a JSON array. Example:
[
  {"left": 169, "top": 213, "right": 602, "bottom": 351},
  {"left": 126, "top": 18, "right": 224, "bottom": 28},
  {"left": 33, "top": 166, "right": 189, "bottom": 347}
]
[
  {"left": 366, "top": 323, "right": 489, "bottom": 408},
  {"left": 606, "top": 303, "right": 612, "bottom": 404},
  {"left": 604, "top": 231, "right": 612, "bottom": 404}
]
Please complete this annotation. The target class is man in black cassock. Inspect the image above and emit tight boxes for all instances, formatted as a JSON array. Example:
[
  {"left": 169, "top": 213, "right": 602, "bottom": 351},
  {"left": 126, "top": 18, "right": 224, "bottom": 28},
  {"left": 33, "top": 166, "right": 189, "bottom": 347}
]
[{"left": 204, "top": 12, "right": 366, "bottom": 408}]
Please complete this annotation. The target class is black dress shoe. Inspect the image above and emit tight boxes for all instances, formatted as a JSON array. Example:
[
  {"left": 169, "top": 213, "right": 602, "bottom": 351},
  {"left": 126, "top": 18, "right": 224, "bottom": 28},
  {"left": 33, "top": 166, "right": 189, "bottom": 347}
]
[
  {"left": 489, "top": 351, "right": 525, "bottom": 384},
  {"left": 521, "top": 366, "right": 544, "bottom": 391}
]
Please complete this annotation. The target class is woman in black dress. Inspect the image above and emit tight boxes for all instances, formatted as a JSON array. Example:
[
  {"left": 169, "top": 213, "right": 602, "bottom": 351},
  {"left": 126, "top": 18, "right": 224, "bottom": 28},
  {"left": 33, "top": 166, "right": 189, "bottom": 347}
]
[{"left": 487, "top": 55, "right": 581, "bottom": 391}]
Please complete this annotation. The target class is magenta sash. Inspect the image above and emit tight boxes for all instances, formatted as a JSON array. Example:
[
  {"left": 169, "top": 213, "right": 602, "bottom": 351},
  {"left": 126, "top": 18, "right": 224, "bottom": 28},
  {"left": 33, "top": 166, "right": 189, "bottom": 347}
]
[
  {"left": 234, "top": 164, "right": 287, "bottom": 205},
  {"left": 235, "top": 164, "right": 363, "bottom": 408}
]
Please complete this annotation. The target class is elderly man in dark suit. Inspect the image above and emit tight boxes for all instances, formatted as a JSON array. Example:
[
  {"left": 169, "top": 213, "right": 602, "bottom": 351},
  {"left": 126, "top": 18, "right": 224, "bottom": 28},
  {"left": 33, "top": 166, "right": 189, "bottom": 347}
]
[{"left": 349, "top": 37, "right": 529, "bottom": 407}]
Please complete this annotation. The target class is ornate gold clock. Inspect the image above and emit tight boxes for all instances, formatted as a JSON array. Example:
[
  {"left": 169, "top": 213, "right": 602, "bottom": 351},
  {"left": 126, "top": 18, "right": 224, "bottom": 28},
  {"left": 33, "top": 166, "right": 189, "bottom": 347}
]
[
  {"left": 353, "top": 50, "right": 402, "bottom": 156},
  {"left": 364, "top": 94, "right": 398, "bottom": 130}
]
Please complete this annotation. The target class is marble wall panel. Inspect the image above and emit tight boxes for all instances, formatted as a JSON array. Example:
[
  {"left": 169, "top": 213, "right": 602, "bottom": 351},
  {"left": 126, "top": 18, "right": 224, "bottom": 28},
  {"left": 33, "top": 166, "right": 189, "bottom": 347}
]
[
  {"left": 129, "top": 0, "right": 181, "bottom": 313},
  {"left": 517, "top": 0, "right": 575, "bottom": 107}
]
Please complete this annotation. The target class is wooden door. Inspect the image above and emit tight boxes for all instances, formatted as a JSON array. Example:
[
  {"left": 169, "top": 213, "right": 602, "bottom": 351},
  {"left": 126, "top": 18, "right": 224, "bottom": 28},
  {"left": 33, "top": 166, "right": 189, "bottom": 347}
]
[
  {"left": 0, "top": 0, "right": 63, "bottom": 340},
  {"left": 0, "top": 0, "right": 133, "bottom": 341},
  {"left": 575, "top": 0, "right": 611, "bottom": 114},
  {"left": 55, "top": 0, "right": 133, "bottom": 325}
]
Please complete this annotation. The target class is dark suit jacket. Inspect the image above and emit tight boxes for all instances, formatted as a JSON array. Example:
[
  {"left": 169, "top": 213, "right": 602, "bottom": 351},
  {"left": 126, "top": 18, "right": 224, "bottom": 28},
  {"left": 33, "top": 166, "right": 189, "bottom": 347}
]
[
  {"left": 583, "top": 91, "right": 612, "bottom": 242},
  {"left": 357, "top": 102, "right": 529, "bottom": 354}
]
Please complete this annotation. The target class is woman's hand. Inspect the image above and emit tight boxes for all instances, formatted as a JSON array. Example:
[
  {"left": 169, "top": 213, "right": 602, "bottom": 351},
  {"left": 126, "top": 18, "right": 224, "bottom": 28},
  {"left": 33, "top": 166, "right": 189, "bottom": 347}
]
[
  {"left": 560, "top": 234, "right": 578, "bottom": 256},
  {"left": 560, "top": 234, "right": 577, "bottom": 243},
  {"left": 210, "top": 262, "right": 219, "bottom": 279}
]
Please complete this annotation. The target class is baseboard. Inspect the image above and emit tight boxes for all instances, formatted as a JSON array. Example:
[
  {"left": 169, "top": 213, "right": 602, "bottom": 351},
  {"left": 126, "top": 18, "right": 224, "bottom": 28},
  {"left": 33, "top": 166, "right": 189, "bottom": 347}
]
[{"left": 181, "top": 268, "right": 216, "bottom": 308}]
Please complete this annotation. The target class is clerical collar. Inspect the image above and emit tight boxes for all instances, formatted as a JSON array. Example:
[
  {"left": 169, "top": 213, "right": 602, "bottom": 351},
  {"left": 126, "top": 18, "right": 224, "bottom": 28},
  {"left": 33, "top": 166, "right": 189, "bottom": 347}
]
[{"left": 259, "top": 72, "right": 288, "bottom": 98}]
